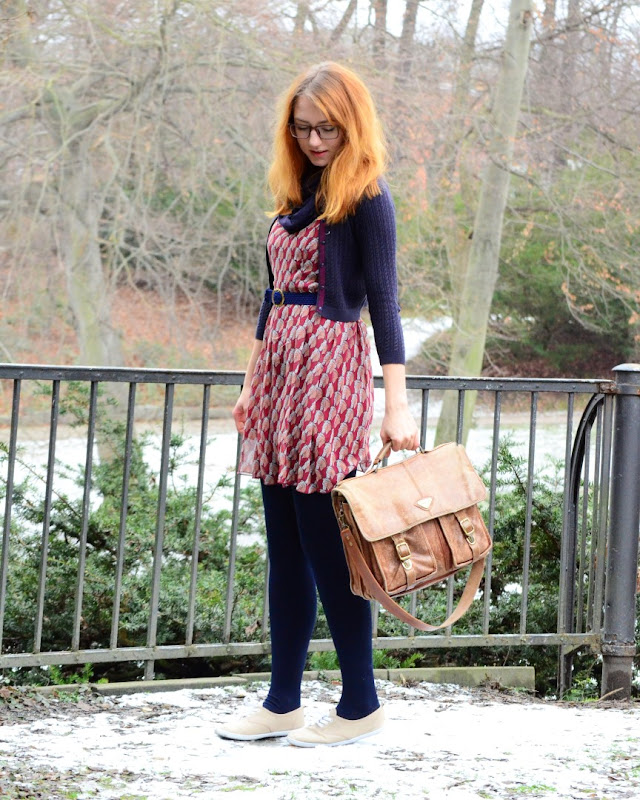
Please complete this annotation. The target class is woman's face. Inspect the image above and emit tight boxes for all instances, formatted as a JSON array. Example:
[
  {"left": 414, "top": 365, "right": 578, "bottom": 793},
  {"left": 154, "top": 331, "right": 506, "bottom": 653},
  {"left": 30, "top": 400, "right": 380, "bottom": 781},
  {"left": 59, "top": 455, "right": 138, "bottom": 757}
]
[{"left": 291, "top": 95, "right": 344, "bottom": 168}]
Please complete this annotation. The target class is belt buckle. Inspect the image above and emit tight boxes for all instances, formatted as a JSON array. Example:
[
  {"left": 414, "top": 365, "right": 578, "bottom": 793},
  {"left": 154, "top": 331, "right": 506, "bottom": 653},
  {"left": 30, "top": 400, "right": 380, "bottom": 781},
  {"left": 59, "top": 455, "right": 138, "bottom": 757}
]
[{"left": 272, "top": 288, "right": 285, "bottom": 307}]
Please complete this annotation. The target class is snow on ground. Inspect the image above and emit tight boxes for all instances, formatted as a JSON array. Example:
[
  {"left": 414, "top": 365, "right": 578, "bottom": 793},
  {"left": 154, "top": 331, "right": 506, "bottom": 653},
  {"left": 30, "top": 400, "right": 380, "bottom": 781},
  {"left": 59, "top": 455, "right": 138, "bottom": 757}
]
[{"left": 0, "top": 679, "right": 638, "bottom": 799}]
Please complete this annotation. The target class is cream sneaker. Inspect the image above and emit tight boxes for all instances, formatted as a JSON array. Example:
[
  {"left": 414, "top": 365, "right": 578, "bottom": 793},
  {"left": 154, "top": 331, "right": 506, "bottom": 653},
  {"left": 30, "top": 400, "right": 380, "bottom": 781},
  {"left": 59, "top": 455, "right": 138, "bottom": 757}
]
[
  {"left": 215, "top": 706, "right": 304, "bottom": 741},
  {"left": 286, "top": 706, "right": 384, "bottom": 747}
]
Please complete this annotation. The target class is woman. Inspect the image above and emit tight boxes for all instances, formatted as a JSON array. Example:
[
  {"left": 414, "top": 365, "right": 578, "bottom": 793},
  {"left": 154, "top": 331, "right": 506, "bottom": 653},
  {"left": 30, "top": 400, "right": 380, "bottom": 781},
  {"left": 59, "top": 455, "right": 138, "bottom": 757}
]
[{"left": 216, "top": 62, "right": 419, "bottom": 747}]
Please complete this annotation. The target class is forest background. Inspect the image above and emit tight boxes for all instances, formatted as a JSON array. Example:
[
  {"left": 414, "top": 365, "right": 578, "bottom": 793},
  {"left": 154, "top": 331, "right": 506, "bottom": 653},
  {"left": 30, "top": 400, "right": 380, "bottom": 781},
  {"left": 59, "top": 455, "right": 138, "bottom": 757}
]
[{"left": 1, "top": 0, "right": 640, "bottom": 403}]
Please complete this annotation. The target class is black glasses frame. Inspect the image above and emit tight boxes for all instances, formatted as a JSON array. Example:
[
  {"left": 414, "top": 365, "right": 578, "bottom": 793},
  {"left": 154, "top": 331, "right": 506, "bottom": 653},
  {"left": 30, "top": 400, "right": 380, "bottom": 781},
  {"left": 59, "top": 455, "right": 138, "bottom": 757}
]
[{"left": 288, "top": 123, "right": 341, "bottom": 140}]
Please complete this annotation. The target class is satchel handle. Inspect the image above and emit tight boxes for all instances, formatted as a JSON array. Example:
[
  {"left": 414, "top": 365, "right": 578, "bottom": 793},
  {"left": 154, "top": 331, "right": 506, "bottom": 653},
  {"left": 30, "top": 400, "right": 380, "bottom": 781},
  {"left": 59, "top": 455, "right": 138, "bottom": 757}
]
[{"left": 370, "top": 441, "right": 424, "bottom": 473}]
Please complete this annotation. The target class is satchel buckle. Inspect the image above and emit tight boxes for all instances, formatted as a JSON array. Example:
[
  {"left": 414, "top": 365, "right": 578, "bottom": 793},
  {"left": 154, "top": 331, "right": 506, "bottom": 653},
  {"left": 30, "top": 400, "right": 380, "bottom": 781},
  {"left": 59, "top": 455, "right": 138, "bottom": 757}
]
[
  {"left": 459, "top": 516, "right": 476, "bottom": 545},
  {"left": 395, "top": 539, "right": 412, "bottom": 570}
]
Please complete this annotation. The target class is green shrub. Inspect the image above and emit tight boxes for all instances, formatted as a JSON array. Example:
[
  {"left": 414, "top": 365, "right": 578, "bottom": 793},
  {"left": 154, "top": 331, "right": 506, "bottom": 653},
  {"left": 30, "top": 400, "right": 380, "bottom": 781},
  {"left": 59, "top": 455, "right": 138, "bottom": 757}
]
[{"left": 0, "top": 403, "right": 269, "bottom": 684}]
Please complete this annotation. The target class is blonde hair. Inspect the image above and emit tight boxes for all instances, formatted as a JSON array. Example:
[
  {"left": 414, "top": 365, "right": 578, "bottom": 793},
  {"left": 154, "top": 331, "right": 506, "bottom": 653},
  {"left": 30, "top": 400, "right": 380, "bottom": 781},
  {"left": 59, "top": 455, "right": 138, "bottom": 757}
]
[{"left": 268, "top": 62, "right": 388, "bottom": 224}]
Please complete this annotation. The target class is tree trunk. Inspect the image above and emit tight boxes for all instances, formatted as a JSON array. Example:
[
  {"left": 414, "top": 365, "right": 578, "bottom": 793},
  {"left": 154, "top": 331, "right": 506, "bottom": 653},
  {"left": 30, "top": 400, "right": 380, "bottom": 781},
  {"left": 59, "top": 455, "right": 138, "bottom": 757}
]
[
  {"left": 560, "top": 0, "right": 581, "bottom": 120},
  {"left": 371, "top": 0, "right": 387, "bottom": 70},
  {"left": 1, "top": 0, "right": 34, "bottom": 66},
  {"left": 440, "top": 0, "right": 485, "bottom": 321},
  {"left": 294, "top": 2, "right": 309, "bottom": 36},
  {"left": 542, "top": 0, "right": 556, "bottom": 30},
  {"left": 396, "top": 0, "right": 419, "bottom": 82},
  {"left": 330, "top": 0, "right": 357, "bottom": 43},
  {"left": 38, "top": 87, "right": 124, "bottom": 369},
  {"left": 59, "top": 142, "right": 123, "bottom": 368},
  {"left": 435, "top": 0, "right": 534, "bottom": 445}
]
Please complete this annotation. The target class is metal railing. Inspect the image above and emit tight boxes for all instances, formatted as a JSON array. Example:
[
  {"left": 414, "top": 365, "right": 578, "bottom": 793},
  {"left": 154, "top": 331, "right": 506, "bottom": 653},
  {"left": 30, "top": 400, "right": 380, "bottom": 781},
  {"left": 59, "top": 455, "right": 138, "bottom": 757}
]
[{"left": 1, "top": 363, "right": 638, "bottom": 696}]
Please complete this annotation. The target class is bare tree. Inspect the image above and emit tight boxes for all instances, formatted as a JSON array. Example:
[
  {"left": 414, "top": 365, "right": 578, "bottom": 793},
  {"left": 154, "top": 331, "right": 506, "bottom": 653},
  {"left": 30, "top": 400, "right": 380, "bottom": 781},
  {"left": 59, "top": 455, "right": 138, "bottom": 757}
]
[
  {"left": 371, "top": 0, "right": 387, "bottom": 70},
  {"left": 330, "top": 0, "right": 358, "bottom": 43},
  {"left": 436, "top": 0, "right": 534, "bottom": 443},
  {"left": 434, "top": 0, "right": 486, "bottom": 324},
  {"left": 294, "top": 1, "right": 310, "bottom": 35},
  {"left": 396, "top": 0, "right": 420, "bottom": 82}
]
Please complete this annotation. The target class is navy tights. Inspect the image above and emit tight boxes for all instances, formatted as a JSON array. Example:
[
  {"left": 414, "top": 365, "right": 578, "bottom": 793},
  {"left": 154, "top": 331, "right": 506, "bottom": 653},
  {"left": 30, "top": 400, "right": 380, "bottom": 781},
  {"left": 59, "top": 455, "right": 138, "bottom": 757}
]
[{"left": 260, "top": 480, "right": 379, "bottom": 720}]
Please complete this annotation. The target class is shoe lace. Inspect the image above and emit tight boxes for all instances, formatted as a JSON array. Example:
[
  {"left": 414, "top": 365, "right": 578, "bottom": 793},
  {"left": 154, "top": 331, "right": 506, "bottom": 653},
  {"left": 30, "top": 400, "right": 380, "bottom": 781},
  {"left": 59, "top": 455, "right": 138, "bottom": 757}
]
[{"left": 314, "top": 713, "right": 333, "bottom": 728}]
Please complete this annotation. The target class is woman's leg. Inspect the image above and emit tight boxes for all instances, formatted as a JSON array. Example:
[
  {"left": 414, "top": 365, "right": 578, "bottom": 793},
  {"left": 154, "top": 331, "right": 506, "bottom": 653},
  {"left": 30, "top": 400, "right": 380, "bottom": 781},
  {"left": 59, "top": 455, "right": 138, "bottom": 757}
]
[
  {"left": 261, "top": 481, "right": 318, "bottom": 714},
  {"left": 291, "top": 489, "right": 379, "bottom": 720}
]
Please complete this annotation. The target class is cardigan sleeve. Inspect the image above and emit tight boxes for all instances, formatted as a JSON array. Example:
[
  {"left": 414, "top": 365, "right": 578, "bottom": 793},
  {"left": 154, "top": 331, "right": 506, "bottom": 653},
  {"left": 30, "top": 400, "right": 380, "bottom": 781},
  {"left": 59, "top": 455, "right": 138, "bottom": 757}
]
[
  {"left": 353, "top": 183, "right": 405, "bottom": 365},
  {"left": 254, "top": 220, "right": 277, "bottom": 340}
]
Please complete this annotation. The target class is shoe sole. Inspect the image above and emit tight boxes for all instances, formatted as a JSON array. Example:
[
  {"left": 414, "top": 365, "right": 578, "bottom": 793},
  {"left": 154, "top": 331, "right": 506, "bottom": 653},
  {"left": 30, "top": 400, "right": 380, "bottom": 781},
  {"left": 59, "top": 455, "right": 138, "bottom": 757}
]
[
  {"left": 286, "top": 728, "right": 382, "bottom": 747},
  {"left": 216, "top": 729, "right": 292, "bottom": 741}
]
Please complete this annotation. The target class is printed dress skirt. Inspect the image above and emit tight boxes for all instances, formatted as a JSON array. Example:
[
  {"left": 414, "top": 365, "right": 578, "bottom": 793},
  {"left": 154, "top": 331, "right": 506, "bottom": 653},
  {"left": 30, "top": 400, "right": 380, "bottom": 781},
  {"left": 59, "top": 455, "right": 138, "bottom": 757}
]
[{"left": 238, "top": 218, "right": 374, "bottom": 494}]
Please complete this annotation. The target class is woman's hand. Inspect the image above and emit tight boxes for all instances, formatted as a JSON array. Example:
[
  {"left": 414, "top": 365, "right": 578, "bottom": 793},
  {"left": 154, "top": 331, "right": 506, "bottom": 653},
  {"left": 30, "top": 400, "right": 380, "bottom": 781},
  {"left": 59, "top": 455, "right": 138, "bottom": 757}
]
[
  {"left": 232, "top": 339, "right": 263, "bottom": 434},
  {"left": 380, "top": 406, "right": 420, "bottom": 452},
  {"left": 232, "top": 388, "right": 252, "bottom": 434},
  {"left": 380, "top": 363, "right": 420, "bottom": 451}
]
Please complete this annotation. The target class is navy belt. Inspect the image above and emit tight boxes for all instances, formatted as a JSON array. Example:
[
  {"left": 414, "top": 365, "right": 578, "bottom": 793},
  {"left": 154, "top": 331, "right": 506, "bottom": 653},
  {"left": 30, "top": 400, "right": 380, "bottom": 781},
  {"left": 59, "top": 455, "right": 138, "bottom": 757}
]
[{"left": 265, "top": 288, "right": 317, "bottom": 307}]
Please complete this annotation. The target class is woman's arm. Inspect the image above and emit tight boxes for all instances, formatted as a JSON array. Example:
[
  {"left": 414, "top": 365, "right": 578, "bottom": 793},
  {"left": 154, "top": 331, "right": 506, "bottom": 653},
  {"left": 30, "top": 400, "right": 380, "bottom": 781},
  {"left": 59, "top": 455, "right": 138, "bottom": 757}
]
[
  {"left": 232, "top": 339, "right": 264, "bottom": 434},
  {"left": 355, "top": 187, "right": 419, "bottom": 450},
  {"left": 380, "top": 363, "right": 420, "bottom": 451},
  {"left": 355, "top": 184, "right": 405, "bottom": 365}
]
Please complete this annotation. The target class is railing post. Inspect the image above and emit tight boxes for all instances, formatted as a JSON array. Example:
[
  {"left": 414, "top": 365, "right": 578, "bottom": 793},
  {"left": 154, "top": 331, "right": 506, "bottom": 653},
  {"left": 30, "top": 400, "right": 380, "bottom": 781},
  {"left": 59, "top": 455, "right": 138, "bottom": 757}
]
[{"left": 601, "top": 364, "right": 640, "bottom": 700}]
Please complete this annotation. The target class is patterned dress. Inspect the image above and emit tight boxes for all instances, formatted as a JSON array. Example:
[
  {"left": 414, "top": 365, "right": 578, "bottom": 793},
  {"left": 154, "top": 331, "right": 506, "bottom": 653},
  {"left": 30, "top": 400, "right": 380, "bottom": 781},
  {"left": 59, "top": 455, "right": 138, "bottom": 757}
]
[{"left": 238, "top": 219, "right": 374, "bottom": 494}]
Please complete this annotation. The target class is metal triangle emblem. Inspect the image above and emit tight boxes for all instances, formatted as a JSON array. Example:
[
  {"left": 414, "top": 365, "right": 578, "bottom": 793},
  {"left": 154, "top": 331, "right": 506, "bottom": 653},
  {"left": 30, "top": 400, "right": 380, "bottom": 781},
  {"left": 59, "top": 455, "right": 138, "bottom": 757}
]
[{"left": 416, "top": 497, "right": 433, "bottom": 511}]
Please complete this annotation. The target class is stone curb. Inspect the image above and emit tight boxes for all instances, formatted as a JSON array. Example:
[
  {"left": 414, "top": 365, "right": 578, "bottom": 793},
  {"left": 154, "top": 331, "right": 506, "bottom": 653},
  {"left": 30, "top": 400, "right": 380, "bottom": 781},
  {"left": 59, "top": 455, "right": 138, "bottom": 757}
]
[{"left": 35, "top": 665, "right": 535, "bottom": 697}]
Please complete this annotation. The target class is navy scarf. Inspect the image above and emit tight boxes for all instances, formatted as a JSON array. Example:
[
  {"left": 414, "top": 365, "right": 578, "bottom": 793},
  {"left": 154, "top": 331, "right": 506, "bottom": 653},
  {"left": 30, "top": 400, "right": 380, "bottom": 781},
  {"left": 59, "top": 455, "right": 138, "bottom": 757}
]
[{"left": 278, "top": 171, "right": 322, "bottom": 234}]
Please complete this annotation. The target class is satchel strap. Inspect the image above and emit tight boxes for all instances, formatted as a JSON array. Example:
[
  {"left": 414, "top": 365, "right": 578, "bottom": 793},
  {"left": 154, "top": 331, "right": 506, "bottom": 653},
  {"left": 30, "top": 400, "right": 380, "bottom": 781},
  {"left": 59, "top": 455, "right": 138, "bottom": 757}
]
[{"left": 341, "top": 528, "right": 486, "bottom": 632}]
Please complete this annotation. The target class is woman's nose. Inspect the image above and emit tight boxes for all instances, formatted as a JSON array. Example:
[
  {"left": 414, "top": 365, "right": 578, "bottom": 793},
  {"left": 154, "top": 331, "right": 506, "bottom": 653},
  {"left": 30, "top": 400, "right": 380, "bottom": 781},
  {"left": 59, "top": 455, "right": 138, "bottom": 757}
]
[{"left": 308, "top": 128, "right": 322, "bottom": 146}]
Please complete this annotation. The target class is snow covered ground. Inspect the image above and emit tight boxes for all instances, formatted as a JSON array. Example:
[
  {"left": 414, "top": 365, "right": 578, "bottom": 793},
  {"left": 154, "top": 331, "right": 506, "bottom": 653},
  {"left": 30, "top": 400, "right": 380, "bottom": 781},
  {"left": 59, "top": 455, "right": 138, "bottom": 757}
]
[{"left": 0, "top": 678, "right": 638, "bottom": 799}]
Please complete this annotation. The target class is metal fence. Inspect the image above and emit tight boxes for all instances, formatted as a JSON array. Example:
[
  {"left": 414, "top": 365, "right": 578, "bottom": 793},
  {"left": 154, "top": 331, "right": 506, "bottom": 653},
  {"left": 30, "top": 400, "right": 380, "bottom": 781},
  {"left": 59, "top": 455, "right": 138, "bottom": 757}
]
[{"left": 1, "top": 363, "right": 639, "bottom": 697}]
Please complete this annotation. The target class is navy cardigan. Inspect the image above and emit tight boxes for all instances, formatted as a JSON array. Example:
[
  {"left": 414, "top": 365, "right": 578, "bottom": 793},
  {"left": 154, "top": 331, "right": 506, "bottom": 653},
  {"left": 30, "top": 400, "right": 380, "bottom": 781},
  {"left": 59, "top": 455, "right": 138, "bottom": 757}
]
[{"left": 255, "top": 181, "right": 405, "bottom": 365}]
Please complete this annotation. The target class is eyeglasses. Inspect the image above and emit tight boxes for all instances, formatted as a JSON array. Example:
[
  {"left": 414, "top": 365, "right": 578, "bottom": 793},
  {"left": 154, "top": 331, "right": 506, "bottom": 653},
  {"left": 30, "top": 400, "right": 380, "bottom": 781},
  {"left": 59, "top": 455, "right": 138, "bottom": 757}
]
[{"left": 289, "top": 123, "right": 341, "bottom": 140}]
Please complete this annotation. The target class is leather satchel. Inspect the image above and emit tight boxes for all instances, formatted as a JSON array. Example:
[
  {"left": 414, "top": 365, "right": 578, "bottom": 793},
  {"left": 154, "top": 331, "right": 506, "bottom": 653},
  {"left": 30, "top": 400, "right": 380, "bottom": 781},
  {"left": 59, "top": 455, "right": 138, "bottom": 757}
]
[{"left": 332, "top": 442, "right": 492, "bottom": 631}]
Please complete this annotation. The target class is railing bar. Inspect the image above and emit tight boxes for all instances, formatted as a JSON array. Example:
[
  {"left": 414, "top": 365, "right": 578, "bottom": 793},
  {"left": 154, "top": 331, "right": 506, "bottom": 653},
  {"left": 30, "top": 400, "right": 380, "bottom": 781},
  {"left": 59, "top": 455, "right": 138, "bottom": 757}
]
[
  {"left": 71, "top": 381, "right": 98, "bottom": 651},
  {"left": 443, "top": 388, "right": 466, "bottom": 635},
  {"left": 482, "top": 390, "right": 501, "bottom": 635},
  {"left": 455, "top": 389, "right": 465, "bottom": 444},
  {"left": 592, "top": 395, "right": 613, "bottom": 633},
  {"left": 261, "top": 558, "right": 270, "bottom": 642},
  {"left": 371, "top": 599, "right": 379, "bottom": 639},
  {"left": 186, "top": 384, "right": 210, "bottom": 646},
  {"left": 408, "top": 388, "right": 428, "bottom": 637},
  {"left": 0, "top": 379, "right": 21, "bottom": 652},
  {"left": 223, "top": 434, "right": 243, "bottom": 643},
  {"left": 111, "top": 382, "right": 136, "bottom": 650},
  {"left": 576, "top": 419, "right": 592, "bottom": 633},
  {"left": 0, "top": 364, "right": 607, "bottom": 393},
  {"left": 0, "top": 365, "right": 247, "bottom": 386},
  {"left": 419, "top": 389, "right": 429, "bottom": 450},
  {"left": 407, "top": 592, "right": 418, "bottom": 638},
  {"left": 444, "top": 577, "right": 455, "bottom": 636},
  {"left": 34, "top": 379, "right": 60, "bottom": 654},
  {"left": 144, "top": 382, "right": 175, "bottom": 680},
  {"left": 586, "top": 402, "right": 603, "bottom": 630},
  {"left": 557, "top": 393, "right": 577, "bottom": 696},
  {"left": 557, "top": 393, "right": 576, "bottom": 637},
  {"left": 0, "top": 631, "right": 602, "bottom": 670},
  {"left": 519, "top": 393, "right": 537, "bottom": 635}
]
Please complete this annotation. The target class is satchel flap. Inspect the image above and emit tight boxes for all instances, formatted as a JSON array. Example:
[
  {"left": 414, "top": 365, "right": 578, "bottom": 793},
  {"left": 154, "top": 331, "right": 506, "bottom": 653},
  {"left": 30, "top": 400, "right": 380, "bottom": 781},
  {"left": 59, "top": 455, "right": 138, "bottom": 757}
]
[{"left": 333, "top": 443, "right": 487, "bottom": 543}]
